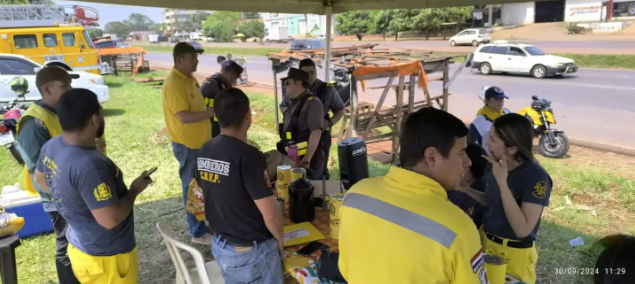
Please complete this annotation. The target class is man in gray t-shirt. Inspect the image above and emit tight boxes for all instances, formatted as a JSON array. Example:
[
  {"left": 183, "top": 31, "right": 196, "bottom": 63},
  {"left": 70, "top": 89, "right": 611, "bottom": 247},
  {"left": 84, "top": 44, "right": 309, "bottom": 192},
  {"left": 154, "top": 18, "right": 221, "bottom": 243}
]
[
  {"left": 280, "top": 59, "right": 345, "bottom": 179},
  {"left": 35, "top": 89, "right": 151, "bottom": 282}
]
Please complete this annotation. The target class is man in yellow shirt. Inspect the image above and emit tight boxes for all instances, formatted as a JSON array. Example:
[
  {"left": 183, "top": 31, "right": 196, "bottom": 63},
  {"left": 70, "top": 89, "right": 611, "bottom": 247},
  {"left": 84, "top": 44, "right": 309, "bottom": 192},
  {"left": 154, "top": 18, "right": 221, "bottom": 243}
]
[
  {"left": 338, "top": 107, "right": 488, "bottom": 284},
  {"left": 162, "top": 42, "right": 214, "bottom": 244}
]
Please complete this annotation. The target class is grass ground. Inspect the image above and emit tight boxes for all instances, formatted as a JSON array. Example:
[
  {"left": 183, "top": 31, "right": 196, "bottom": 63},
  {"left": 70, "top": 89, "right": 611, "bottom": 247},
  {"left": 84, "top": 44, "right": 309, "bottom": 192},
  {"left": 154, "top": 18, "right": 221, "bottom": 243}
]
[
  {"left": 136, "top": 44, "right": 284, "bottom": 57},
  {"left": 135, "top": 44, "right": 635, "bottom": 70},
  {"left": 1, "top": 72, "right": 634, "bottom": 283}
]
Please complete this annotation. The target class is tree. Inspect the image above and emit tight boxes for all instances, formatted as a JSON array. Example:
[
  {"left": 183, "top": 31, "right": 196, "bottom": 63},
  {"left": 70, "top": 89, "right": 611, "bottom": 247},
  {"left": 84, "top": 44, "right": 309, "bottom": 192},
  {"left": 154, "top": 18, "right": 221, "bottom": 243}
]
[
  {"left": 370, "top": 10, "right": 393, "bottom": 40},
  {"left": 202, "top": 11, "right": 241, "bottom": 42},
  {"left": 237, "top": 20, "right": 266, "bottom": 41},
  {"left": 185, "top": 11, "right": 210, "bottom": 32},
  {"left": 127, "top": 13, "right": 154, "bottom": 31},
  {"left": 87, "top": 29, "right": 104, "bottom": 39},
  {"left": 388, "top": 9, "right": 417, "bottom": 40},
  {"left": 411, "top": 7, "right": 471, "bottom": 39},
  {"left": 104, "top": 21, "right": 132, "bottom": 40},
  {"left": 335, "top": 11, "right": 372, "bottom": 41}
]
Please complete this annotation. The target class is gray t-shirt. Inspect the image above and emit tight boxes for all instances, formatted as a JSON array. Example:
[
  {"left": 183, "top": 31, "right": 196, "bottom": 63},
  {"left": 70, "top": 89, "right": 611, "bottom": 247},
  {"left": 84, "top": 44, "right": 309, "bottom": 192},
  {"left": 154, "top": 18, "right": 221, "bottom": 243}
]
[
  {"left": 37, "top": 136, "right": 135, "bottom": 256},
  {"left": 280, "top": 79, "right": 345, "bottom": 117}
]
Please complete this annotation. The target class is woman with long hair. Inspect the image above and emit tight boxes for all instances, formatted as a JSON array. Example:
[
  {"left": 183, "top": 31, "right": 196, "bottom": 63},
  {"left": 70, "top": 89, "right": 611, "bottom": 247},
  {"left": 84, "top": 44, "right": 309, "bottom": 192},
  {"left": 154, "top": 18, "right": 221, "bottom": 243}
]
[{"left": 459, "top": 113, "right": 553, "bottom": 284}]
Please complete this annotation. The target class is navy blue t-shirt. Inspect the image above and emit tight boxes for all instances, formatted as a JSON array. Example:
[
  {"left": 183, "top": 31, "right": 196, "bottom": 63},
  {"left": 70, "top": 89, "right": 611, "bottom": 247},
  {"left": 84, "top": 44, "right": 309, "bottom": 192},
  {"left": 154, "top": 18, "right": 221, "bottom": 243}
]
[
  {"left": 37, "top": 136, "right": 135, "bottom": 256},
  {"left": 482, "top": 161, "right": 553, "bottom": 242},
  {"left": 447, "top": 178, "right": 486, "bottom": 228}
]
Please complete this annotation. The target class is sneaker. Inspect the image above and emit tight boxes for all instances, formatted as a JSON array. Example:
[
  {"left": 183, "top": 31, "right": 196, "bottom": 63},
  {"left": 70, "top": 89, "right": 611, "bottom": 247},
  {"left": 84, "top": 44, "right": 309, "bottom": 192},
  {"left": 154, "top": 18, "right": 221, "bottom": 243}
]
[{"left": 191, "top": 233, "right": 213, "bottom": 245}]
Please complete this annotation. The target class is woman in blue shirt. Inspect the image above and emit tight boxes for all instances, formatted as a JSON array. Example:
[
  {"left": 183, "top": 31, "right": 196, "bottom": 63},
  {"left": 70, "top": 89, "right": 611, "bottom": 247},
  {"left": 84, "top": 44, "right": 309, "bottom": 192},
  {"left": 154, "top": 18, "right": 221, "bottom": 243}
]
[{"left": 459, "top": 113, "right": 553, "bottom": 284}]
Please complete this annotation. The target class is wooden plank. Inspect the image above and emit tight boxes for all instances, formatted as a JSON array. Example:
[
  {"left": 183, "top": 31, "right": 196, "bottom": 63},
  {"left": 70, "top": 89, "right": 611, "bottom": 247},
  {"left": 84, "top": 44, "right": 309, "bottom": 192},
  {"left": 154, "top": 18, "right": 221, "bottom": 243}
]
[
  {"left": 442, "top": 58, "right": 450, "bottom": 111},
  {"left": 363, "top": 75, "right": 396, "bottom": 140},
  {"left": 408, "top": 74, "right": 415, "bottom": 115},
  {"left": 134, "top": 77, "right": 165, "bottom": 83},
  {"left": 392, "top": 76, "right": 405, "bottom": 164},
  {"left": 354, "top": 71, "right": 399, "bottom": 81}
]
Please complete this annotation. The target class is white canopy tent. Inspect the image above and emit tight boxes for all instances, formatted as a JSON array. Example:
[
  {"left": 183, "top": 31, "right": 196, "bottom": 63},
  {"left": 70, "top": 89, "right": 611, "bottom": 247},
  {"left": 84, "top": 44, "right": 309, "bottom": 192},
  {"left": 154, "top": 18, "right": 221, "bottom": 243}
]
[{"left": 78, "top": 0, "right": 536, "bottom": 86}]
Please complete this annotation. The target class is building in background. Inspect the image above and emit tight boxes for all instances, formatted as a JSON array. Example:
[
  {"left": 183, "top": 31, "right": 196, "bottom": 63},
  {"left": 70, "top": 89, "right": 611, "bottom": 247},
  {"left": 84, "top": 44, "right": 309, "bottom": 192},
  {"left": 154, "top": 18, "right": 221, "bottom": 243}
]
[
  {"left": 499, "top": 0, "right": 625, "bottom": 26},
  {"left": 261, "top": 13, "right": 336, "bottom": 41},
  {"left": 164, "top": 9, "right": 211, "bottom": 31}
]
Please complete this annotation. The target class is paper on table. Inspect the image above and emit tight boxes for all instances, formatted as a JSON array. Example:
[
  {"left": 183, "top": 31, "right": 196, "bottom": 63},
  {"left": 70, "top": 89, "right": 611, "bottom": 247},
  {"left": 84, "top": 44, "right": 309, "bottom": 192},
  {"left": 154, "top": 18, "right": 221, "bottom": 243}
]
[
  {"left": 284, "top": 228, "right": 310, "bottom": 242},
  {"left": 283, "top": 222, "right": 325, "bottom": 247}
]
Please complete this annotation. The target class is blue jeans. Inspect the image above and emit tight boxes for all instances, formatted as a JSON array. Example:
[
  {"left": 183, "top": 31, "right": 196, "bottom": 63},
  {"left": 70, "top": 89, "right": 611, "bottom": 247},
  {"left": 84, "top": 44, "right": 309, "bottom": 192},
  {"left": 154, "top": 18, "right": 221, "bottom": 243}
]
[
  {"left": 171, "top": 142, "right": 207, "bottom": 238},
  {"left": 211, "top": 236, "right": 284, "bottom": 284}
]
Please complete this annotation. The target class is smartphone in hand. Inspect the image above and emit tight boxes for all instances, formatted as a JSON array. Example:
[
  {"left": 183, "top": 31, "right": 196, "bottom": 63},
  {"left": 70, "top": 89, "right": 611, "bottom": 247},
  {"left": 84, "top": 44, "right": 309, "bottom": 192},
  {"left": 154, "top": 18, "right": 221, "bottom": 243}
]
[{"left": 145, "top": 167, "right": 158, "bottom": 179}]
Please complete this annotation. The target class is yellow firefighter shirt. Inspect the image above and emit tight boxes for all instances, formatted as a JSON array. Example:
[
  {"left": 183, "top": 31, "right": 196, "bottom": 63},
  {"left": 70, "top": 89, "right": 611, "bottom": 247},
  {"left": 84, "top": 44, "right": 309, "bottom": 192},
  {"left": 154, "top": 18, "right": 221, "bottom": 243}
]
[
  {"left": 338, "top": 166, "right": 488, "bottom": 284},
  {"left": 162, "top": 68, "right": 211, "bottom": 150}
]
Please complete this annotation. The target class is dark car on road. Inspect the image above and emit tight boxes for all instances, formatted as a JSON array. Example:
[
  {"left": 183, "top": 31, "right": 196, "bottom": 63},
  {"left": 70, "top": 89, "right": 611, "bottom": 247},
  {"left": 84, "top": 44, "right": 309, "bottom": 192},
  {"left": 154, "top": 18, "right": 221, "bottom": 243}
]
[{"left": 290, "top": 39, "right": 325, "bottom": 51}]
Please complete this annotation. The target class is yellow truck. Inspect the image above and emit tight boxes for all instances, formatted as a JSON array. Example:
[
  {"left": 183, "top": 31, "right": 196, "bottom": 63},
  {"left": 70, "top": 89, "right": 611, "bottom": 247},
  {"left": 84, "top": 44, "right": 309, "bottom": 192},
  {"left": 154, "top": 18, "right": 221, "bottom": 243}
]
[{"left": 0, "top": 5, "right": 106, "bottom": 75}]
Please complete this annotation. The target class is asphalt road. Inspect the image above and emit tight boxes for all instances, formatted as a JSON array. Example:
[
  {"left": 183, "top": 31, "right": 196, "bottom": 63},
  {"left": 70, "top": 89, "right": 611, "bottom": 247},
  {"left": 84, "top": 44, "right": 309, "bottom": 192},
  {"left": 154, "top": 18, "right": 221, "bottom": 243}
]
[
  {"left": 196, "top": 40, "right": 635, "bottom": 49},
  {"left": 147, "top": 52, "right": 635, "bottom": 149},
  {"left": 189, "top": 40, "right": 635, "bottom": 54}
]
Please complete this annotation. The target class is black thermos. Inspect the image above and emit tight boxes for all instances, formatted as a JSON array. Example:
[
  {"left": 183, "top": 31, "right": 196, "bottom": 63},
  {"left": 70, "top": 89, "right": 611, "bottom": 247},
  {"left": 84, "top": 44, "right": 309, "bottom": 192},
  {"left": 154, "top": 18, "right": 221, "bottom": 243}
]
[
  {"left": 289, "top": 172, "right": 315, "bottom": 223},
  {"left": 337, "top": 137, "right": 369, "bottom": 190}
]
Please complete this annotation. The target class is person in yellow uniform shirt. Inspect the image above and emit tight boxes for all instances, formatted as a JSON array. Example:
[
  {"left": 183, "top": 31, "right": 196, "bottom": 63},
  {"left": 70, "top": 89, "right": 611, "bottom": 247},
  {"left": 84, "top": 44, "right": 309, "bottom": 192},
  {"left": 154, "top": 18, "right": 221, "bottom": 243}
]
[
  {"left": 459, "top": 113, "right": 553, "bottom": 284},
  {"left": 34, "top": 89, "right": 152, "bottom": 284},
  {"left": 16, "top": 67, "right": 105, "bottom": 284},
  {"left": 338, "top": 107, "right": 489, "bottom": 284},
  {"left": 162, "top": 42, "right": 215, "bottom": 245}
]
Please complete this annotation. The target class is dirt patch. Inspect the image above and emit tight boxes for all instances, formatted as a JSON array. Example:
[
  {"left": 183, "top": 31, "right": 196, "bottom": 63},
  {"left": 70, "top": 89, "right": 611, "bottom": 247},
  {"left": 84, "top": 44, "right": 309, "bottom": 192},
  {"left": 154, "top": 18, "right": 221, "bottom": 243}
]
[{"left": 558, "top": 145, "right": 635, "bottom": 180}]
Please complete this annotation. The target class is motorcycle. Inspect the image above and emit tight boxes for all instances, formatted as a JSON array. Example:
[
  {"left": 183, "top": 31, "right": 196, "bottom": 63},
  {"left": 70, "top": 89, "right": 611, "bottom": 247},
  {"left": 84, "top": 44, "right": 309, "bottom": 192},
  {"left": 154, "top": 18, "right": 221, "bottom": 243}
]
[
  {"left": 0, "top": 76, "right": 29, "bottom": 165},
  {"left": 518, "top": 95, "right": 570, "bottom": 158}
]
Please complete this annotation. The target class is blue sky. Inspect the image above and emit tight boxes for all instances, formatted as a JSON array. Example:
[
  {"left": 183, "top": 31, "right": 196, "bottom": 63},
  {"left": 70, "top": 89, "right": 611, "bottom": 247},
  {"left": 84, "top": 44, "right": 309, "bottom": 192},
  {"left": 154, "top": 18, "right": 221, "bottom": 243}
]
[{"left": 57, "top": 1, "right": 165, "bottom": 25}]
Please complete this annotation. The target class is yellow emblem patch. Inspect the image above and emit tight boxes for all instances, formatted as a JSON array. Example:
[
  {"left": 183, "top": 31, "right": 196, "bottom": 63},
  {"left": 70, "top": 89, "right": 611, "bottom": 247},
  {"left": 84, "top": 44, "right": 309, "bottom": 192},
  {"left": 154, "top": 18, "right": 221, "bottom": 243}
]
[
  {"left": 94, "top": 183, "right": 113, "bottom": 201},
  {"left": 532, "top": 181, "right": 548, "bottom": 199}
]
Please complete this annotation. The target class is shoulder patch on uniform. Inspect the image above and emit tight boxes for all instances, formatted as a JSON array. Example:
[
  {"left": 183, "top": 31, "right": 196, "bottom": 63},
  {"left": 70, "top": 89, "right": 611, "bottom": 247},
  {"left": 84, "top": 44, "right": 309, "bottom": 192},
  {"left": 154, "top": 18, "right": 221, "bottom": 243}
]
[
  {"left": 307, "top": 96, "right": 314, "bottom": 101},
  {"left": 532, "top": 181, "right": 548, "bottom": 199},
  {"left": 94, "top": 183, "right": 113, "bottom": 202},
  {"left": 471, "top": 250, "right": 484, "bottom": 274},
  {"left": 326, "top": 82, "right": 335, "bottom": 87}
]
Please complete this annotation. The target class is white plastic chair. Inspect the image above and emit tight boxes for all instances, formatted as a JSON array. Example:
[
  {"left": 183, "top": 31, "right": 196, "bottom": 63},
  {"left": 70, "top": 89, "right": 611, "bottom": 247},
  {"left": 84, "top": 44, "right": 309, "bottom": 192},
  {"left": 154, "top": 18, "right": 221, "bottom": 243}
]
[{"left": 156, "top": 223, "right": 225, "bottom": 284}]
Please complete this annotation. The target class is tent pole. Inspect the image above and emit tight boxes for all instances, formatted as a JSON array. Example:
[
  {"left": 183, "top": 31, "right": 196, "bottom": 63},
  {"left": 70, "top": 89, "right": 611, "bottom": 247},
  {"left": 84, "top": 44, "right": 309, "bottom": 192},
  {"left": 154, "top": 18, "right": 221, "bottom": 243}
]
[
  {"left": 324, "top": 6, "right": 332, "bottom": 82},
  {"left": 273, "top": 69, "right": 279, "bottom": 127}
]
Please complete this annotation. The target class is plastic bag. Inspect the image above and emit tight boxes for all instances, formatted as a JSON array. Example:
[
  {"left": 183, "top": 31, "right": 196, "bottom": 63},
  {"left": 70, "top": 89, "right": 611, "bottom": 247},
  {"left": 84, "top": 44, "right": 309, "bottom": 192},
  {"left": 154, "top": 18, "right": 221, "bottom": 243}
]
[
  {"left": 186, "top": 178, "right": 205, "bottom": 221},
  {"left": 0, "top": 210, "right": 25, "bottom": 238}
]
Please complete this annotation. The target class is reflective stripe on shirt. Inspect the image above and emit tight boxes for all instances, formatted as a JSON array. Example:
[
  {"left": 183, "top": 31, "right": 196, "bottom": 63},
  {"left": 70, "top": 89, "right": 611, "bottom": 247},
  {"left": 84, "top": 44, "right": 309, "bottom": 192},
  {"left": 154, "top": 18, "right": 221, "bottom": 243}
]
[{"left": 342, "top": 192, "right": 457, "bottom": 248}]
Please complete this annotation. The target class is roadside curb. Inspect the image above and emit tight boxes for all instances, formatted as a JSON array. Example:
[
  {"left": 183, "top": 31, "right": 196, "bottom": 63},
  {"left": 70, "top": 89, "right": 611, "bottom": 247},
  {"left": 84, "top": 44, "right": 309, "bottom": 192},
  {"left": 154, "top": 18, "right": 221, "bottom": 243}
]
[
  {"left": 457, "top": 118, "right": 635, "bottom": 157},
  {"left": 147, "top": 64, "right": 635, "bottom": 157}
]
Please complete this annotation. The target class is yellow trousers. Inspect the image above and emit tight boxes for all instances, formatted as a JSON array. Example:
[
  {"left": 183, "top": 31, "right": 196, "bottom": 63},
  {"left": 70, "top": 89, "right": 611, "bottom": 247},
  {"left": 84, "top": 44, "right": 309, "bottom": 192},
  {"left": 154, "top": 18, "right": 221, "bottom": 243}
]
[
  {"left": 68, "top": 243, "right": 138, "bottom": 284},
  {"left": 480, "top": 230, "right": 538, "bottom": 284}
]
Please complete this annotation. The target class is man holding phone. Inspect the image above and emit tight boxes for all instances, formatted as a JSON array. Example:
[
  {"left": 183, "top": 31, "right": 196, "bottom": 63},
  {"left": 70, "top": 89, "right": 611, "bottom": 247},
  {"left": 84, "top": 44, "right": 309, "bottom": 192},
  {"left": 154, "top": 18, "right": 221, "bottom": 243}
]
[
  {"left": 34, "top": 89, "right": 152, "bottom": 284},
  {"left": 197, "top": 88, "right": 284, "bottom": 284}
]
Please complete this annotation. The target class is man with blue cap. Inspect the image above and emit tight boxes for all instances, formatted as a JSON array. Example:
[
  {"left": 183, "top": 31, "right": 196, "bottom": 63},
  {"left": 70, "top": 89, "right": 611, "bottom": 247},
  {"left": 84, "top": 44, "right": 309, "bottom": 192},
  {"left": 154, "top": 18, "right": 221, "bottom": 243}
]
[{"left": 468, "top": 86, "right": 510, "bottom": 153}]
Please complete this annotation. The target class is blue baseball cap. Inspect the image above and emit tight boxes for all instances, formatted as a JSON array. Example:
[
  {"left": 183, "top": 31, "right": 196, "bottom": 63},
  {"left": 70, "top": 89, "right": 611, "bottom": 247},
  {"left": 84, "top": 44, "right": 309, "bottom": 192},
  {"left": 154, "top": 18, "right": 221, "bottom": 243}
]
[{"left": 483, "top": 86, "right": 508, "bottom": 99}]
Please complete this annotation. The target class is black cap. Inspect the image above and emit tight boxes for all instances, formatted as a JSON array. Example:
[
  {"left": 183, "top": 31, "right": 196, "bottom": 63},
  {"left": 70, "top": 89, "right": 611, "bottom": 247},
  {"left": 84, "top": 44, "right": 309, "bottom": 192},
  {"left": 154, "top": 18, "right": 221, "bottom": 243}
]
[
  {"left": 173, "top": 42, "right": 198, "bottom": 57},
  {"left": 483, "top": 86, "right": 508, "bottom": 99},
  {"left": 281, "top": 68, "right": 309, "bottom": 83},
  {"left": 221, "top": 60, "right": 244, "bottom": 76},
  {"left": 36, "top": 66, "right": 79, "bottom": 89}
]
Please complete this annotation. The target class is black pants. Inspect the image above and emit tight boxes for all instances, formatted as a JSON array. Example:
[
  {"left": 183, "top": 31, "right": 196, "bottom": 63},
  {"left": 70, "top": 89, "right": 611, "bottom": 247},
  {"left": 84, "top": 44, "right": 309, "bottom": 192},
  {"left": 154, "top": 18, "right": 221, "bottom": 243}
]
[
  {"left": 320, "top": 131, "right": 332, "bottom": 180},
  {"left": 48, "top": 211, "right": 81, "bottom": 284}
]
